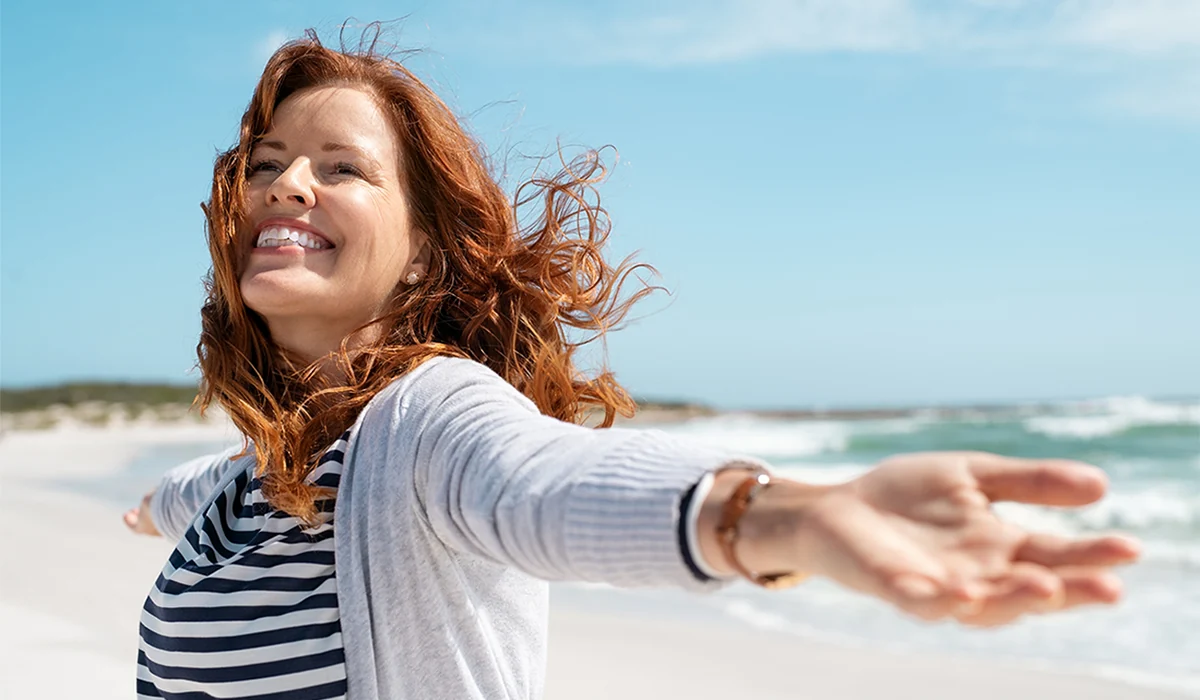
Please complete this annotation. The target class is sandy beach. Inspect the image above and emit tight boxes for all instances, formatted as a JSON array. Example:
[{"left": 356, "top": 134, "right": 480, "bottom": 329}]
[{"left": 0, "top": 423, "right": 1192, "bottom": 699}]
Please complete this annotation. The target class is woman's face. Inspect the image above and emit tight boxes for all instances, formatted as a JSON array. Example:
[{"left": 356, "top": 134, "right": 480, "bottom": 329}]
[{"left": 240, "top": 85, "right": 427, "bottom": 351}]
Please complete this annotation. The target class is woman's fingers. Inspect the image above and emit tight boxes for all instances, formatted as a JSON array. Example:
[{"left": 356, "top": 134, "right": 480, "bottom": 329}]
[
  {"left": 889, "top": 574, "right": 990, "bottom": 622},
  {"left": 1057, "top": 566, "right": 1124, "bottom": 607},
  {"left": 895, "top": 566, "right": 1126, "bottom": 626},
  {"left": 893, "top": 564, "right": 1062, "bottom": 626},
  {"left": 123, "top": 491, "right": 161, "bottom": 536},
  {"left": 965, "top": 454, "right": 1108, "bottom": 506},
  {"left": 1015, "top": 532, "right": 1141, "bottom": 568},
  {"left": 953, "top": 565, "right": 1125, "bottom": 627},
  {"left": 125, "top": 506, "right": 149, "bottom": 534},
  {"left": 953, "top": 563, "right": 1065, "bottom": 627}
]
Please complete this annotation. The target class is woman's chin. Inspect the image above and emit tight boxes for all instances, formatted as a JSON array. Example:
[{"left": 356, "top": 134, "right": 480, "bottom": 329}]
[{"left": 240, "top": 277, "right": 329, "bottom": 321}]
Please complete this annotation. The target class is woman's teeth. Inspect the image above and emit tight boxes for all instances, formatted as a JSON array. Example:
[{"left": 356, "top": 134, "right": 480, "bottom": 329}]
[{"left": 255, "top": 226, "right": 331, "bottom": 250}]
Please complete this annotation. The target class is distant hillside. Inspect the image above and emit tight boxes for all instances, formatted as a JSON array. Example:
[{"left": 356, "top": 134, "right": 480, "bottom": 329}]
[
  {"left": 0, "top": 383, "right": 199, "bottom": 413},
  {"left": 0, "top": 382, "right": 712, "bottom": 416},
  {"left": 5, "top": 381, "right": 1089, "bottom": 424}
]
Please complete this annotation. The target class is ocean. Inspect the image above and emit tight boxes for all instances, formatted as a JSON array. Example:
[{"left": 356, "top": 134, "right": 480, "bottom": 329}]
[{"left": 649, "top": 395, "right": 1200, "bottom": 694}]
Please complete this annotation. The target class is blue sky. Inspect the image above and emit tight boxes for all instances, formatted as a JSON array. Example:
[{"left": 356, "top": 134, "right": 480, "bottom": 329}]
[{"left": 2, "top": 0, "right": 1197, "bottom": 409}]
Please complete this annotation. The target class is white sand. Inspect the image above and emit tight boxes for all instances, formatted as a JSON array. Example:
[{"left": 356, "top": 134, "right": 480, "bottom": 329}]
[
  {"left": 545, "top": 606, "right": 1192, "bottom": 699},
  {"left": 1, "top": 425, "right": 1191, "bottom": 699}
]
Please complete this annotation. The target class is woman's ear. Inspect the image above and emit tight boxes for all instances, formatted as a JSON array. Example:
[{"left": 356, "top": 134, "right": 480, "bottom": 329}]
[{"left": 408, "top": 231, "right": 432, "bottom": 279}]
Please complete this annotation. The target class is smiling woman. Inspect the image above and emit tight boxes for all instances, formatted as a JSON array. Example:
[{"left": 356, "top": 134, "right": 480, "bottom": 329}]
[{"left": 125, "top": 24, "right": 1141, "bottom": 700}]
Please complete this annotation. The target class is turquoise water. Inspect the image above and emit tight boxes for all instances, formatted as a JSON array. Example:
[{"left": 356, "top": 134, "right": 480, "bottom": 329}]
[{"left": 657, "top": 395, "right": 1200, "bottom": 694}]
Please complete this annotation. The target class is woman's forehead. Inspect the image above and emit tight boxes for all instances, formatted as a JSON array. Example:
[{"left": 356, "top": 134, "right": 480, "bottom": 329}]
[{"left": 260, "top": 86, "right": 396, "bottom": 154}]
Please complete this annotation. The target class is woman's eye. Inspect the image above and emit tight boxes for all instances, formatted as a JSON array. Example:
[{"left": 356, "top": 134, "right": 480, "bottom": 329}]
[
  {"left": 333, "top": 162, "right": 364, "bottom": 177},
  {"left": 247, "top": 160, "right": 282, "bottom": 175}
]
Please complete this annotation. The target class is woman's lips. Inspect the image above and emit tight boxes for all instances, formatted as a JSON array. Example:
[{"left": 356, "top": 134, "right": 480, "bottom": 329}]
[{"left": 253, "top": 218, "right": 335, "bottom": 250}]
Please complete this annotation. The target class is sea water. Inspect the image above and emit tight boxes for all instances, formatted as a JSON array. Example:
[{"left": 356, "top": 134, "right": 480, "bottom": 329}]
[{"left": 652, "top": 395, "right": 1200, "bottom": 694}]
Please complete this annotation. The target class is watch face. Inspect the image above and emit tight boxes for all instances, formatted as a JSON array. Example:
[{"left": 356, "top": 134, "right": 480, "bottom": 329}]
[{"left": 759, "top": 571, "right": 808, "bottom": 590}]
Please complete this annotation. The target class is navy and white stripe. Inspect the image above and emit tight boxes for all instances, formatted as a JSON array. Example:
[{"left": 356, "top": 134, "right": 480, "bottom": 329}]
[{"left": 137, "top": 433, "right": 350, "bottom": 699}]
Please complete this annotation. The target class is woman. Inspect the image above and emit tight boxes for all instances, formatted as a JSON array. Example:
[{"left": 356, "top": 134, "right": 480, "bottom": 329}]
[{"left": 124, "top": 29, "right": 1140, "bottom": 699}]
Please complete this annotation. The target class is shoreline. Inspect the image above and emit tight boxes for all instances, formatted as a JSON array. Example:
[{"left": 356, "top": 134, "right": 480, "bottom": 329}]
[{"left": 7, "top": 391, "right": 1198, "bottom": 433}]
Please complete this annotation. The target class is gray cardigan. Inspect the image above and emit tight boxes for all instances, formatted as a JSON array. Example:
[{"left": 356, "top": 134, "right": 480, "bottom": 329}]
[{"left": 149, "top": 356, "right": 759, "bottom": 699}]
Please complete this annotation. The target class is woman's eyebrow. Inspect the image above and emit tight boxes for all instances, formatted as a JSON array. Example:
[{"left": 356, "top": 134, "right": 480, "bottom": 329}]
[
  {"left": 323, "top": 142, "right": 381, "bottom": 166},
  {"left": 249, "top": 140, "right": 382, "bottom": 168}
]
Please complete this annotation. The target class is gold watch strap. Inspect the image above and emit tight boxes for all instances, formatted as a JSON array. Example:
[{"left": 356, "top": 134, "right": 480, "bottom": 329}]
[{"left": 714, "top": 471, "right": 808, "bottom": 590}]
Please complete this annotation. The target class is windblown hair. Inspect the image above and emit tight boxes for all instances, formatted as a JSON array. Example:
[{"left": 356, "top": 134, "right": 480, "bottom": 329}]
[{"left": 198, "top": 27, "right": 655, "bottom": 521}]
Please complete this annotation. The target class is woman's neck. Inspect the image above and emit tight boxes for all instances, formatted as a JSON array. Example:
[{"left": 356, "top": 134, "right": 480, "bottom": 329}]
[{"left": 267, "top": 316, "right": 382, "bottom": 384}]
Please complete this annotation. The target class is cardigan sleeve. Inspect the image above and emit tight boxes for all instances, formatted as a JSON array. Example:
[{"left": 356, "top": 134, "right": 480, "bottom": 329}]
[
  {"left": 384, "top": 357, "right": 767, "bottom": 591},
  {"left": 148, "top": 447, "right": 243, "bottom": 542}
]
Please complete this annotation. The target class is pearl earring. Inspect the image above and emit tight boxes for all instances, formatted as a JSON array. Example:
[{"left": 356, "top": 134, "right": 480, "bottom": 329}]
[{"left": 405, "top": 272, "right": 421, "bottom": 285}]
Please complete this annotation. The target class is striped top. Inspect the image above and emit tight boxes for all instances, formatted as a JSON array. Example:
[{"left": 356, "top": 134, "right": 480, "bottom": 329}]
[{"left": 136, "top": 432, "right": 350, "bottom": 699}]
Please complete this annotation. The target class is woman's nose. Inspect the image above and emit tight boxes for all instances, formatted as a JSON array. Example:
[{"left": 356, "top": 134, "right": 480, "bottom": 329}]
[{"left": 265, "top": 159, "right": 316, "bottom": 207}]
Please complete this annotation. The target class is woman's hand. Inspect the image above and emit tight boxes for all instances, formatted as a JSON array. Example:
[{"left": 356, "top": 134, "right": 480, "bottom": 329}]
[
  {"left": 124, "top": 490, "right": 162, "bottom": 537},
  {"left": 704, "top": 452, "right": 1141, "bottom": 627}
]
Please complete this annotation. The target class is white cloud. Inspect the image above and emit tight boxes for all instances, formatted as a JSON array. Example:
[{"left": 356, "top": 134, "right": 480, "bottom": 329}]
[
  {"left": 601, "top": 0, "right": 927, "bottom": 65},
  {"left": 557, "top": 0, "right": 933, "bottom": 66},
  {"left": 496, "top": 0, "right": 1200, "bottom": 122},
  {"left": 581, "top": 0, "right": 1200, "bottom": 63},
  {"left": 1055, "top": 0, "right": 1200, "bottom": 55}
]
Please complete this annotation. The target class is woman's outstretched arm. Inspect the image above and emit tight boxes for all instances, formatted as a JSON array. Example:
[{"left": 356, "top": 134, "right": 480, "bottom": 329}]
[
  {"left": 379, "top": 357, "right": 1140, "bottom": 621},
  {"left": 125, "top": 356, "right": 1140, "bottom": 626}
]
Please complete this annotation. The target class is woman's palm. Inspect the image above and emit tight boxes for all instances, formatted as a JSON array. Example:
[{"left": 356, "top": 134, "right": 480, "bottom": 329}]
[{"left": 805, "top": 452, "right": 1139, "bottom": 626}]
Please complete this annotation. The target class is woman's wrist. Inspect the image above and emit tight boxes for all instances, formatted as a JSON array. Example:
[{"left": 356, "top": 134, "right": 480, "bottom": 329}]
[{"left": 696, "top": 468, "right": 832, "bottom": 580}]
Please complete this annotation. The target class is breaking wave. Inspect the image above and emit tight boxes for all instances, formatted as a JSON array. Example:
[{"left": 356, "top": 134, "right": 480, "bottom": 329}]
[{"left": 1024, "top": 396, "right": 1200, "bottom": 439}]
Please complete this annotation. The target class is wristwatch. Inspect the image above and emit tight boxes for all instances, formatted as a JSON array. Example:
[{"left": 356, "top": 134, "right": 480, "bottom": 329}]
[{"left": 714, "top": 470, "right": 809, "bottom": 590}]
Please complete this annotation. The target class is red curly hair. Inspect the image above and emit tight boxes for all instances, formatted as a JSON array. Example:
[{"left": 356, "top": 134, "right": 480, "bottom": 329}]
[{"left": 197, "top": 27, "right": 656, "bottom": 521}]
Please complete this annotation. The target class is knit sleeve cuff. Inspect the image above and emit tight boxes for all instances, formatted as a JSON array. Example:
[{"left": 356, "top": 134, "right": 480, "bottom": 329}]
[{"left": 560, "top": 429, "right": 767, "bottom": 592}]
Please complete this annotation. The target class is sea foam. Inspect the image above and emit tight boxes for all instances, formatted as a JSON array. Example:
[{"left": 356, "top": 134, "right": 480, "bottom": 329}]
[
  {"left": 1024, "top": 395, "right": 1200, "bottom": 439},
  {"left": 659, "top": 415, "right": 851, "bottom": 457}
]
